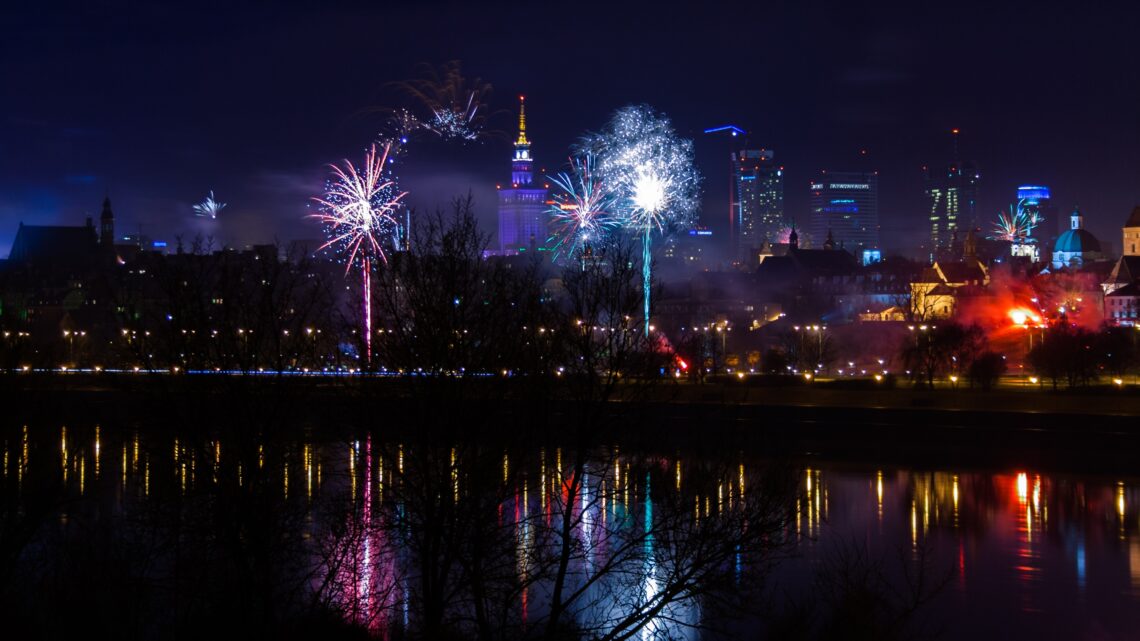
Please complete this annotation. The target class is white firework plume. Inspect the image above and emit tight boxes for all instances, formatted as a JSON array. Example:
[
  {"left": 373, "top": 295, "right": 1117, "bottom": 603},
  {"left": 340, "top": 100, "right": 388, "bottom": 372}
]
[
  {"left": 583, "top": 104, "right": 700, "bottom": 233},
  {"left": 581, "top": 105, "right": 700, "bottom": 333},
  {"left": 547, "top": 153, "right": 620, "bottom": 261},
  {"left": 193, "top": 190, "right": 227, "bottom": 219}
]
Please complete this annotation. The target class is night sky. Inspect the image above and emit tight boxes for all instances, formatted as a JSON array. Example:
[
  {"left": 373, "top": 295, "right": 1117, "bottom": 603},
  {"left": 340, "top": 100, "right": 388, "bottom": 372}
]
[{"left": 3, "top": 1, "right": 1138, "bottom": 259}]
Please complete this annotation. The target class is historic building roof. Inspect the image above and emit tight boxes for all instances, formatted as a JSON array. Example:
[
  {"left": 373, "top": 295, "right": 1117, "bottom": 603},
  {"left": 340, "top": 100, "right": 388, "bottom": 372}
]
[
  {"left": 1125, "top": 205, "right": 1140, "bottom": 228},
  {"left": 1054, "top": 227, "right": 1102, "bottom": 253},
  {"left": 8, "top": 223, "right": 99, "bottom": 268}
]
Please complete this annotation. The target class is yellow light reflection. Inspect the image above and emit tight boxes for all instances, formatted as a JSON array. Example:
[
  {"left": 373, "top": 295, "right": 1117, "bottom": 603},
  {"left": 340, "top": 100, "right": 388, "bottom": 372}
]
[
  {"left": 739, "top": 463, "right": 745, "bottom": 499},
  {"left": 61, "top": 426, "right": 68, "bottom": 482},
  {"left": 910, "top": 500, "right": 917, "bottom": 549},
  {"left": 1118, "top": 483, "right": 1126, "bottom": 520},
  {"left": 451, "top": 447, "right": 458, "bottom": 502},
  {"left": 305, "top": 444, "right": 312, "bottom": 500},
  {"left": 21, "top": 426, "right": 29, "bottom": 488},
  {"left": 350, "top": 444, "right": 356, "bottom": 501},
  {"left": 94, "top": 425, "right": 101, "bottom": 479}
]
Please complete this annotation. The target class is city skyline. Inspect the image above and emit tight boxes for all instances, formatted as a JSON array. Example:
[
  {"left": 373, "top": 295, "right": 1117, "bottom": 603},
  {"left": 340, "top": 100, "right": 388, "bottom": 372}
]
[{"left": 3, "top": 2, "right": 1138, "bottom": 260}]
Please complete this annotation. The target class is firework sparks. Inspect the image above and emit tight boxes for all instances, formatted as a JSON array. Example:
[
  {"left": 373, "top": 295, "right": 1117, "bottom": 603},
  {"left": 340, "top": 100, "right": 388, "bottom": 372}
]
[
  {"left": 192, "top": 191, "right": 226, "bottom": 219},
  {"left": 311, "top": 142, "right": 407, "bottom": 270},
  {"left": 583, "top": 105, "right": 700, "bottom": 333},
  {"left": 310, "top": 142, "right": 407, "bottom": 366},
  {"left": 388, "top": 61, "right": 495, "bottom": 143},
  {"left": 547, "top": 154, "right": 620, "bottom": 261},
  {"left": 990, "top": 200, "right": 1039, "bottom": 242}
]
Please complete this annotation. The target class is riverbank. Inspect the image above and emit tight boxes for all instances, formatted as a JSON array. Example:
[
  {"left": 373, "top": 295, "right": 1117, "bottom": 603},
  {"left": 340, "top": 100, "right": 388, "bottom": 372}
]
[{"left": 3, "top": 373, "right": 1139, "bottom": 472}]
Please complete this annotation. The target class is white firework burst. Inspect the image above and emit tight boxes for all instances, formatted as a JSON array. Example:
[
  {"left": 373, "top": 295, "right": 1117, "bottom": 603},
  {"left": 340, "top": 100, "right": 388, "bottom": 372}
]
[{"left": 193, "top": 191, "right": 227, "bottom": 219}]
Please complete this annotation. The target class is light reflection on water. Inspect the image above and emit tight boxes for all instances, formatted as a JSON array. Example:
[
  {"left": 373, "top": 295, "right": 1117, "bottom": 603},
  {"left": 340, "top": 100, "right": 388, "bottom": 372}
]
[{"left": 4, "top": 423, "right": 1140, "bottom": 639}]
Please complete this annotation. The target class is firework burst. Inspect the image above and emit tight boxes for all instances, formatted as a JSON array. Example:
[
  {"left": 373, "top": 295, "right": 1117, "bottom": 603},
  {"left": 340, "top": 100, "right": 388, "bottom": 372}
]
[
  {"left": 387, "top": 61, "right": 497, "bottom": 143},
  {"left": 311, "top": 142, "right": 407, "bottom": 270},
  {"left": 547, "top": 154, "right": 620, "bottom": 261},
  {"left": 990, "top": 199, "right": 1040, "bottom": 242},
  {"left": 583, "top": 105, "right": 700, "bottom": 333},
  {"left": 310, "top": 142, "right": 407, "bottom": 366},
  {"left": 193, "top": 191, "right": 226, "bottom": 219}
]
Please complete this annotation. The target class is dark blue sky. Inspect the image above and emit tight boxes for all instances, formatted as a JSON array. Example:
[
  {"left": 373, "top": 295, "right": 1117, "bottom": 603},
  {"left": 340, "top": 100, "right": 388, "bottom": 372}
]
[{"left": 3, "top": 1, "right": 1138, "bottom": 258}]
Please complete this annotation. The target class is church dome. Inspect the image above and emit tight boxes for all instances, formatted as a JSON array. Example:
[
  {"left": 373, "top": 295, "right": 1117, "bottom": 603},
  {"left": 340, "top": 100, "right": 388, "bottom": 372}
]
[
  {"left": 1054, "top": 228, "right": 1101, "bottom": 253},
  {"left": 1054, "top": 207, "right": 1102, "bottom": 254}
]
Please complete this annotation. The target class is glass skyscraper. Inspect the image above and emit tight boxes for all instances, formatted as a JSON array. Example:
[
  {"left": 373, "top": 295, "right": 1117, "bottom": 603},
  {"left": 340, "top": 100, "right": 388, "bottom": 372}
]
[
  {"left": 730, "top": 149, "right": 784, "bottom": 260},
  {"left": 808, "top": 171, "right": 879, "bottom": 252},
  {"left": 925, "top": 160, "right": 980, "bottom": 253}
]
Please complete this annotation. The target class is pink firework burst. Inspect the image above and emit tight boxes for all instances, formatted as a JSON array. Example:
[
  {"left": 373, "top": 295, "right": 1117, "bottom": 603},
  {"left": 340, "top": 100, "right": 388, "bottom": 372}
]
[{"left": 310, "top": 142, "right": 407, "bottom": 366}]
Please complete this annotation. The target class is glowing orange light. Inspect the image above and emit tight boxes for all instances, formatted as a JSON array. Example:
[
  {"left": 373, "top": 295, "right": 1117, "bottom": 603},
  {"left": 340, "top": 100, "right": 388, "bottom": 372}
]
[{"left": 1008, "top": 308, "right": 1040, "bottom": 326}]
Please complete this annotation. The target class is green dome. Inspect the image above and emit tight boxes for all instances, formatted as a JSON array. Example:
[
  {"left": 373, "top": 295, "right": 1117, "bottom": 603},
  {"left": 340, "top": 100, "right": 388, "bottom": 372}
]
[{"left": 1053, "top": 228, "right": 1101, "bottom": 253}]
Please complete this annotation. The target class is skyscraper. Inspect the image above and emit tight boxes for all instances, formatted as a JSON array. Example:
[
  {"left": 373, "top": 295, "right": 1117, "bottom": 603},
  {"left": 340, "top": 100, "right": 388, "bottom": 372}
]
[
  {"left": 808, "top": 171, "right": 879, "bottom": 253},
  {"left": 1017, "top": 185, "right": 1057, "bottom": 246},
  {"left": 497, "top": 96, "right": 549, "bottom": 254},
  {"left": 731, "top": 149, "right": 784, "bottom": 260},
  {"left": 925, "top": 130, "right": 979, "bottom": 253}
]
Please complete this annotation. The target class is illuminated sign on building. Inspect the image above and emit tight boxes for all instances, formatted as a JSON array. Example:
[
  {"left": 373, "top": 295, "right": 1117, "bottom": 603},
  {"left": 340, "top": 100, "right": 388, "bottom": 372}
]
[
  {"left": 1017, "top": 185, "right": 1051, "bottom": 202},
  {"left": 829, "top": 183, "right": 870, "bottom": 190}
]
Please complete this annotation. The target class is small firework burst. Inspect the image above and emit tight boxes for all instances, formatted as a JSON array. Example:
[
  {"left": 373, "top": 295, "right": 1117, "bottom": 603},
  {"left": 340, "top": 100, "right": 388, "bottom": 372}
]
[
  {"left": 547, "top": 154, "right": 620, "bottom": 261},
  {"left": 990, "top": 200, "right": 1039, "bottom": 242},
  {"left": 193, "top": 191, "right": 226, "bottom": 219},
  {"left": 388, "top": 61, "right": 496, "bottom": 143}
]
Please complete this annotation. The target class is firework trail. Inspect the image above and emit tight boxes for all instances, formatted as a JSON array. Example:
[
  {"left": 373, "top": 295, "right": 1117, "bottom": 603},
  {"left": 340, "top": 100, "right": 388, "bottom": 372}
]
[
  {"left": 192, "top": 191, "right": 226, "bottom": 219},
  {"left": 583, "top": 105, "right": 700, "bottom": 333},
  {"left": 386, "top": 61, "right": 498, "bottom": 143},
  {"left": 310, "top": 142, "right": 407, "bottom": 366},
  {"left": 547, "top": 154, "right": 620, "bottom": 262}
]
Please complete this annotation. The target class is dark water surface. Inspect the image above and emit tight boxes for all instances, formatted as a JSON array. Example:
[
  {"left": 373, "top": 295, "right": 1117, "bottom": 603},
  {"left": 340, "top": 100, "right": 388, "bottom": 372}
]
[{"left": 2, "top": 419, "right": 1138, "bottom": 639}]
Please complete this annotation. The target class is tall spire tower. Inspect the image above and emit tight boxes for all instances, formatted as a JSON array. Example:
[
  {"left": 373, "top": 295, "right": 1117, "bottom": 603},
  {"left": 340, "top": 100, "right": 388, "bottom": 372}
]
[
  {"left": 100, "top": 196, "right": 115, "bottom": 247},
  {"left": 498, "top": 95, "right": 549, "bottom": 254},
  {"left": 511, "top": 95, "right": 533, "bottom": 186}
]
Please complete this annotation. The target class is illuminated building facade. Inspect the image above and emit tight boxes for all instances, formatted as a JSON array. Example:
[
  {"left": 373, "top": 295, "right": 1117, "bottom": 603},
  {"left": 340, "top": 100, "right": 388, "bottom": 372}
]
[
  {"left": 925, "top": 160, "right": 979, "bottom": 254},
  {"left": 497, "top": 96, "right": 549, "bottom": 254},
  {"left": 808, "top": 171, "right": 879, "bottom": 254},
  {"left": 1122, "top": 206, "right": 1140, "bottom": 257},
  {"left": 731, "top": 149, "right": 784, "bottom": 260}
]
